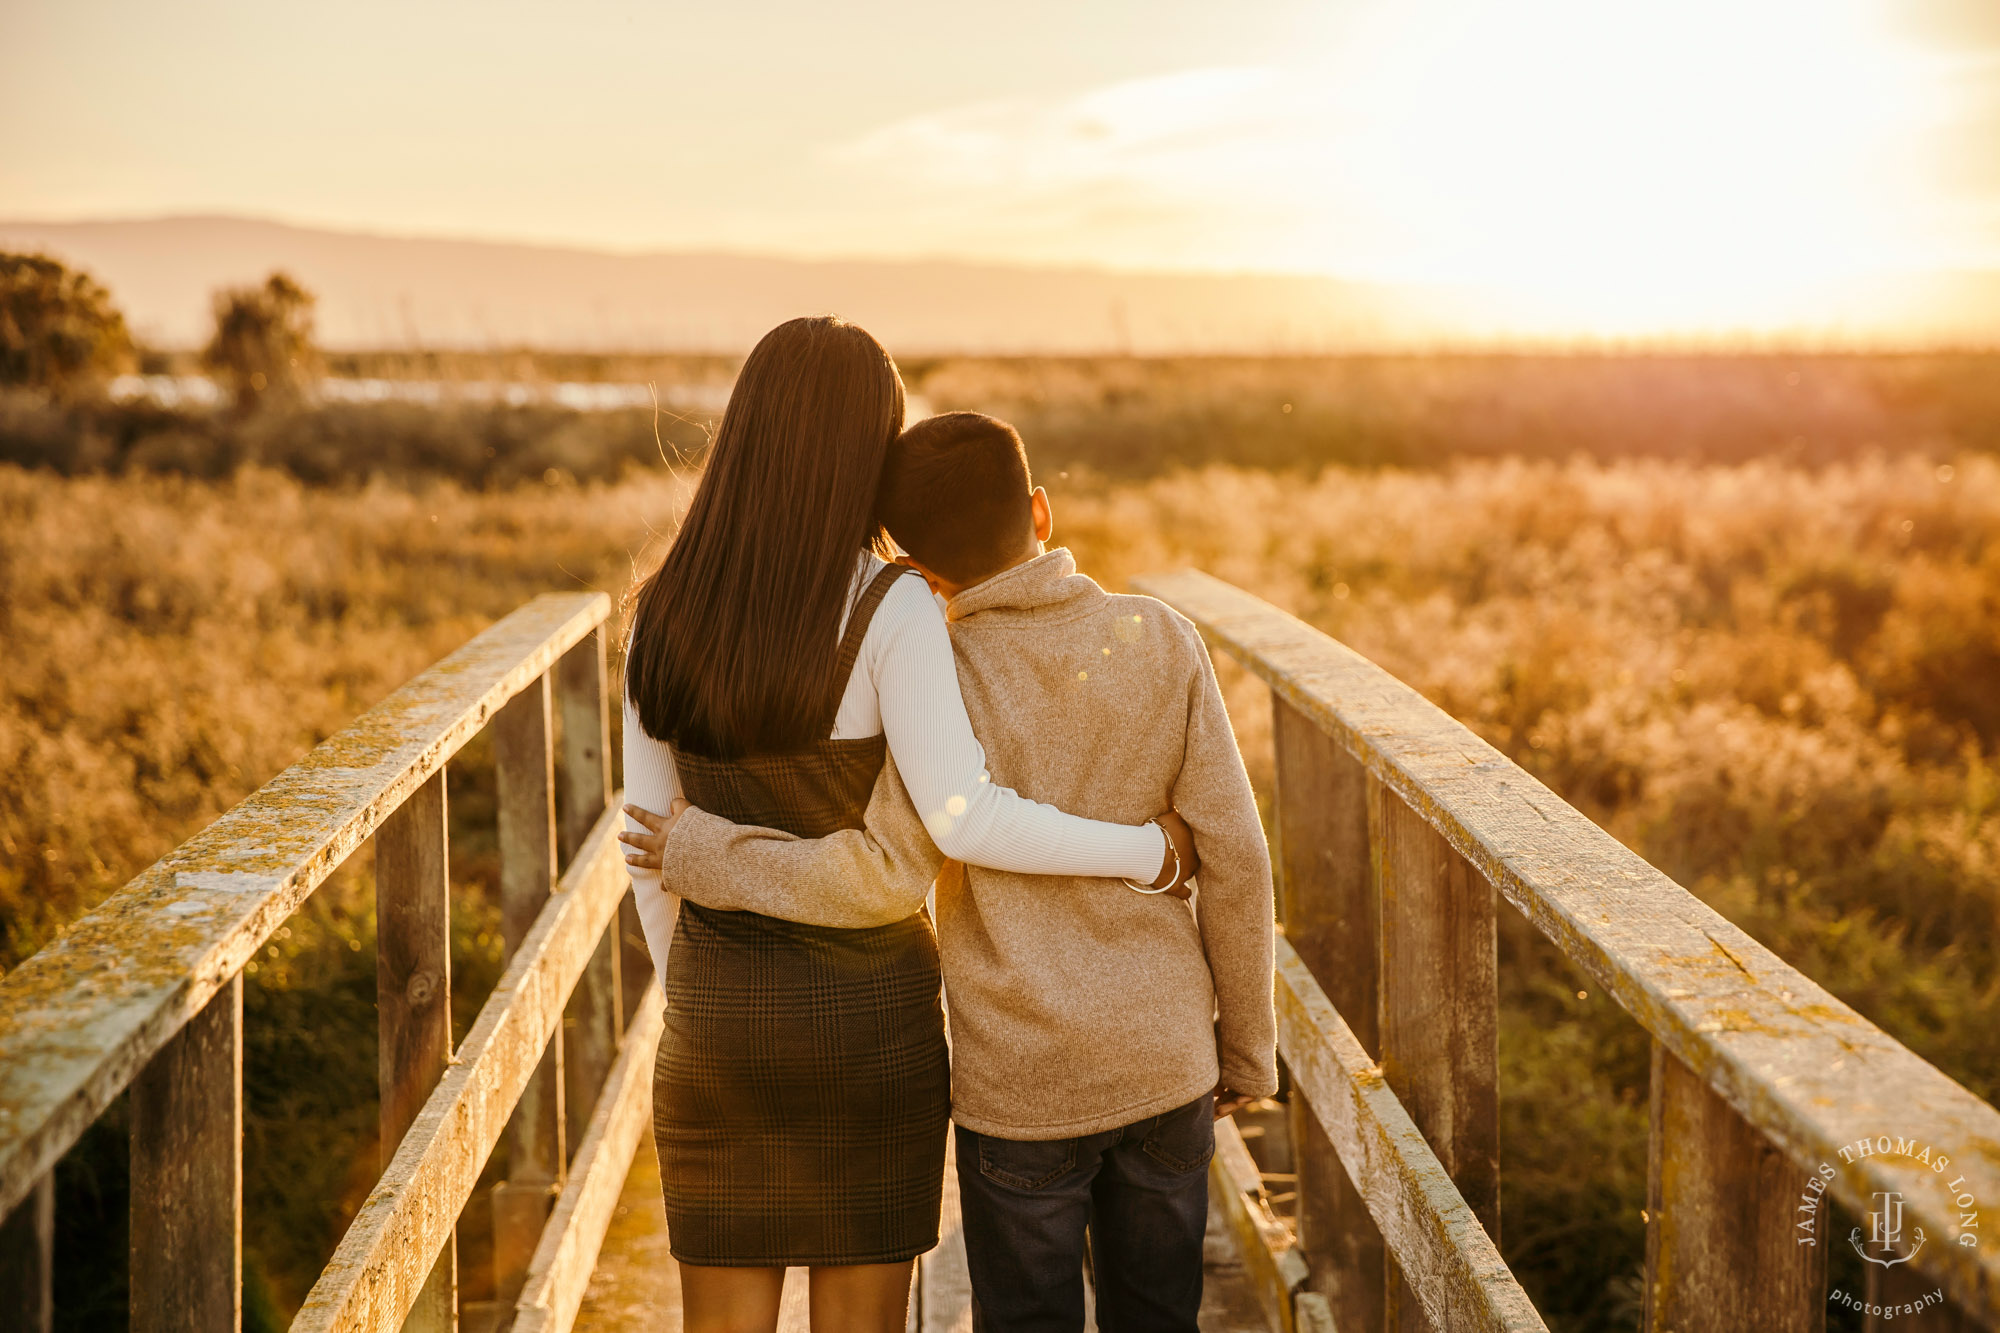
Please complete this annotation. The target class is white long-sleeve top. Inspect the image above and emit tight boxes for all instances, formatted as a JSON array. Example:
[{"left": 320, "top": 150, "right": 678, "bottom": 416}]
[{"left": 622, "top": 553, "right": 1168, "bottom": 985}]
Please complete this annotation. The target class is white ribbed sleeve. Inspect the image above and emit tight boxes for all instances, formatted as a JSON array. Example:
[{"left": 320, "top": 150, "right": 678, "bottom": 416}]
[
  {"left": 619, "top": 557, "right": 1168, "bottom": 987},
  {"left": 620, "top": 699, "right": 683, "bottom": 993}
]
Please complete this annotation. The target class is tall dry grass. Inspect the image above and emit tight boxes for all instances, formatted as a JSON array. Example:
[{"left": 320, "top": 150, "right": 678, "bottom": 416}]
[
  {"left": 4, "top": 453, "right": 1996, "bottom": 1327},
  {"left": 917, "top": 352, "right": 2000, "bottom": 472}
]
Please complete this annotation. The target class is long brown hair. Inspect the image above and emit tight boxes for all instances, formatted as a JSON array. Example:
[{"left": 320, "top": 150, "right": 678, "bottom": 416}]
[{"left": 626, "top": 316, "right": 904, "bottom": 757}]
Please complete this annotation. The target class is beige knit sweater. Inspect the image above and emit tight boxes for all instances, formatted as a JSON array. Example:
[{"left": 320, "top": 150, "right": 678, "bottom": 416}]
[{"left": 655, "top": 549, "right": 1277, "bottom": 1139}]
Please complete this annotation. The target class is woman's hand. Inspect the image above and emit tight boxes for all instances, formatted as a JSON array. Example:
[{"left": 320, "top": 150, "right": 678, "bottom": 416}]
[
  {"left": 1151, "top": 808, "right": 1200, "bottom": 900},
  {"left": 619, "top": 798, "right": 692, "bottom": 870}
]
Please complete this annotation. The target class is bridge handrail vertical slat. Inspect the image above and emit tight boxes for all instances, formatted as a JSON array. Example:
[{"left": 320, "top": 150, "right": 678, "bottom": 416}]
[
  {"left": 1133, "top": 569, "right": 2000, "bottom": 1321},
  {"left": 375, "top": 769, "right": 456, "bottom": 1331},
  {"left": 291, "top": 799, "right": 631, "bottom": 1333},
  {"left": 492, "top": 673, "right": 567, "bottom": 1315},
  {"left": 1270, "top": 700, "right": 1386, "bottom": 1328},
  {"left": 1277, "top": 936, "right": 1548, "bottom": 1332},
  {"left": 557, "top": 628, "right": 622, "bottom": 1143},
  {"left": 0, "top": 591, "right": 610, "bottom": 1220}
]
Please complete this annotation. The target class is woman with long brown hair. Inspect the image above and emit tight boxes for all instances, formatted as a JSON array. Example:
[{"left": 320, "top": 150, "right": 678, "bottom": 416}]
[{"left": 619, "top": 316, "right": 1182, "bottom": 1331}]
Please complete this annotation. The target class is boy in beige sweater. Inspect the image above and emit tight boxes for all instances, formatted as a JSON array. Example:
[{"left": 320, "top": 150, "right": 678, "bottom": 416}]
[{"left": 629, "top": 412, "right": 1276, "bottom": 1330}]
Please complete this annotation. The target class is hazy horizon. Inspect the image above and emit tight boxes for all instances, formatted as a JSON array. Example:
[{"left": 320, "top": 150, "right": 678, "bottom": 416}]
[
  {"left": 8, "top": 1, "right": 2000, "bottom": 344},
  {"left": 8, "top": 212, "right": 2000, "bottom": 355}
]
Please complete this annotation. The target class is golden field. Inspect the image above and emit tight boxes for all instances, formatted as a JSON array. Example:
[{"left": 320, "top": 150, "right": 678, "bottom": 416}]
[{"left": 4, "top": 451, "right": 1997, "bottom": 1329}]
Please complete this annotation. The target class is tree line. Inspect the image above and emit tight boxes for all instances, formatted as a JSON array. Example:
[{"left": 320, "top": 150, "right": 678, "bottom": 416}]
[{"left": 1, "top": 251, "right": 320, "bottom": 408}]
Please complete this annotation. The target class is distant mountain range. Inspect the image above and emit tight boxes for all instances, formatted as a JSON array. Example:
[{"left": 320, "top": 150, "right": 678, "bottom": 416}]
[
  {"left": 4, "top": 215, "right": 1997, "bottom": 353},
  {"left": 0, "top": 215, "right": 1466, "bottom": 354}
]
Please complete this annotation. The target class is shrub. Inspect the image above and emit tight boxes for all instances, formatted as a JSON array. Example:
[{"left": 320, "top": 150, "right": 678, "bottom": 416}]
[
  {"left": 202, "top": 273, "right": 322, "bottom": 410},
  {"left": 0, "top": 253, "right": 134, "bottom": 399}
]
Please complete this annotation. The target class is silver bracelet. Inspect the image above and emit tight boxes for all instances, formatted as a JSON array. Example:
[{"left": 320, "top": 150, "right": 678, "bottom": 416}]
[{"left": 1123, "top": 819, "right": 1179, "bottom": 894}]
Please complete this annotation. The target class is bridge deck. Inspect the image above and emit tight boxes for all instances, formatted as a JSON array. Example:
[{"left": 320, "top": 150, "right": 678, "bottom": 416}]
[{"left": 574, "top": 1133, "right": 1275, "bottom": 1332}]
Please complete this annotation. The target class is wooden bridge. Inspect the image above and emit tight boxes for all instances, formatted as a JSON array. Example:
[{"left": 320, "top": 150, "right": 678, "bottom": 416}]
[{"left": 1, "top": 574, "right": 1996, "bottom": 1332}]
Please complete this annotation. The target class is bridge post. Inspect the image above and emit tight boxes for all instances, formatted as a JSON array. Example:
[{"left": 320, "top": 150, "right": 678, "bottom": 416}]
[
  {"left": 556, "top": 630, "right": 619, "bottom": 1141},
  {"left": 1374, "top": 783, "right": 1499, "bottom": 1333},
  {"left": 616, "top": 893, "right": 651, "bottom": 1030},
  {"left": 492, "top": 675, "right": 565, "bottom": 1318},
  {"left": 1643, "top": 1042, "right": 1824, "bottom": 1333},
  {"left": 0, "top": 1173, "right": 53, "bottom": 1333},
  {"left": 130, "top": 974, "right": 242, "bottom": 1332},
  {"left": 378, "top": 769, "right": 457, "bottom": 1331},
  {"left": 1271, "top": 698, "right": 1387, "bottom": 1332}
]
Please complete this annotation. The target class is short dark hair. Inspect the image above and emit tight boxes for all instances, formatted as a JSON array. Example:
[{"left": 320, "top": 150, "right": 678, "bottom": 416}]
[{"left": 879, "top": 412, "right": 1034, "bottom": 585}]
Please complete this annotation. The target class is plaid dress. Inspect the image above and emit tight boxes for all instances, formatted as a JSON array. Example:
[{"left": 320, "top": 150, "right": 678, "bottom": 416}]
[{"left": 654, "top": 564, "right": 951, "bottom": 1267}]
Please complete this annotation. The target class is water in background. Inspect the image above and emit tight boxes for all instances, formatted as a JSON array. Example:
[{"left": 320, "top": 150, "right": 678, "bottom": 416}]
[{"left": 107, "top": 375, "right": 734, "bottom": 413}]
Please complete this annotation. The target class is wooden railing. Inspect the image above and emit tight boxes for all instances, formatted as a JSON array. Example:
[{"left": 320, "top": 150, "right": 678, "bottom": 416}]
[
  {"left": 6, "top": 573, "right": 1996, "bottom": 1333},
  {"left": 1137, "top": 571, "right": 2000, "bottom": 1333},
  {"left": 0, "top": 593, "right": 658, "bottom": 1333}
]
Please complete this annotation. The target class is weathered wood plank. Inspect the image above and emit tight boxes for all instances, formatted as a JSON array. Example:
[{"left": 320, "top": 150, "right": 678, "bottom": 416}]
[
  {"left": 1210, "top": 1115, "right": 1307, "bottom": 1333},
  {"left": 555, "top": 630, "right": 618, "bottom": 1151},
  {"left": 131, "top": 973, "right": 241, "bottom": 1333},
  {"left": 293, "top": 801, "right": 629, "bottom": 1333},
  {"left": 555, "top": 628, "right": 612, "bottom": 867},
  {"left": 512, "top": 986, "right": 664, "bottom": 1333},
  {"left": 1644, "top": 1041, "right": 1825, "bottom": 1333},
  {"left": 376, "top": 769, "right": 456, "bottom": 1333},
  {"left": 1293, "top": 1291, "right": 1337, "bottom": 1333},
  {"left": 563, "top": 935, "right": 619, "bottom": 1161},
  {"left": 378, "top": 770, "right": 454, "bottom": 1161},
  {"left": 1373, "top": 781, "right": 1501, "bottom": 1232},
  {"left": 1275, "top": 936, "right": 1548, "bottom": 1333},
  {"left": 0, "top": 592, "right": 610, "bottom": 1218},
  {"left": 1375, "top": 779, "right": 1500, "bottom": 1332},
  {"left": 1271, "top": 698, "right": 1389, "bottom": 1333},
  {"left": 1273, "top": 699, "right": 1380, "bottom": 1055},
  {"left": 0, "top": 1173, "right": 53, "bottom": 1333},
  {"left": 494, "top": 677, "right": 565, "bottom": 1314},
  {"left": 1137, "top": 569, "right": 2000, "bottom": 1319},
  {"left": 614, "top": 895, "right": 651, "bottom": 1030},
  {"left": 498, "top": 674, "right": 560, "bottom": 952}
]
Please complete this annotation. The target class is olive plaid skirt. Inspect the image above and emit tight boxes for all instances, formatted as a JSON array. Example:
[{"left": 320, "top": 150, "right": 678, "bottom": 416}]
[
  {"left": 651, "top": 563, "right": 950, "bottom": 1266},
  {"left": 653, "top": 905, "right": 948, "bottom": 1266}
]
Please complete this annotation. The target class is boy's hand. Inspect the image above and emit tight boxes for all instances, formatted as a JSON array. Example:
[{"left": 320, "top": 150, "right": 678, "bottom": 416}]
[
  {"left": 1213, "top": 1085, "right": 1257, "bottom": 1120},
  {"left": 1151, "top": 808, "right": 1200, "bottom": 900},
  {"left": 619, "top": 799, "right": 691, "bottom": 870}
]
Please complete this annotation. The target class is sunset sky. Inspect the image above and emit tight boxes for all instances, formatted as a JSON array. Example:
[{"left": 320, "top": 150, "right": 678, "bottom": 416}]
[{"left": 5, "top": 0, "right": 1999, "bottom": 336}]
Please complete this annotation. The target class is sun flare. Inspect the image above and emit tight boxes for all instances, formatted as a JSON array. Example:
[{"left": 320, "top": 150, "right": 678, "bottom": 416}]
[
  {"left": 8, "top": 0, "right": 1998, "bottom": 344},
  {"left": 1317, "top": 0, "right": 1954, "bottom": 331},
  {"left": 830, "top": 0, "right": 1975, "bottom": 338}
]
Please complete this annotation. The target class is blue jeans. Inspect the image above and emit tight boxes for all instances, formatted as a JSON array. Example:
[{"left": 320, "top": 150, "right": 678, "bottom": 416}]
[{"left": 955, "top": 1093, "right": 1214, "bottom": 1333}]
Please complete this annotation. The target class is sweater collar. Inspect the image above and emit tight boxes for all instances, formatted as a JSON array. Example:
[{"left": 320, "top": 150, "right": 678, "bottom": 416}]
[{"left": 946, "top": 547, "right": 1104, "bottom": 623}]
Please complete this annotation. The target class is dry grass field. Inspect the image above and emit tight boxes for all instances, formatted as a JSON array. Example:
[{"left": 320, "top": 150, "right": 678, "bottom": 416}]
[{"left": 5, "top": 444, "right": 1997, "bottom": 1328}]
